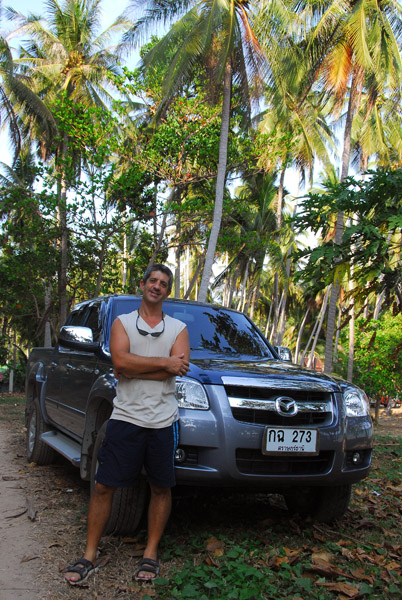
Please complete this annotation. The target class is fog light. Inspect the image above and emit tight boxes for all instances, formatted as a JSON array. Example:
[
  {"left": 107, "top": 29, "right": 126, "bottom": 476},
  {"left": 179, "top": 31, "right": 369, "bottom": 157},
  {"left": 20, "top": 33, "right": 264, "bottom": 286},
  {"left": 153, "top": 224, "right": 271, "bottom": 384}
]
[
  {"left": 175, "top": 448, "right": 186, "bottom": 463},
  {"left": 352, "top": 452, "right": 361, "bottom": 465}
]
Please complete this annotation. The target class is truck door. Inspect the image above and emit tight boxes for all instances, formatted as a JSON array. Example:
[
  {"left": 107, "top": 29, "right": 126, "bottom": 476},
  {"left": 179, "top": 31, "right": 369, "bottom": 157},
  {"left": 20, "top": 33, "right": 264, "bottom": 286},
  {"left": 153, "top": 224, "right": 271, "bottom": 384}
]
[
  {"left": 43, "top": 305, "right": 87, "bottom": 425},
  {"left": 57, "top": 303, "right": 101, "bottom": 439}
]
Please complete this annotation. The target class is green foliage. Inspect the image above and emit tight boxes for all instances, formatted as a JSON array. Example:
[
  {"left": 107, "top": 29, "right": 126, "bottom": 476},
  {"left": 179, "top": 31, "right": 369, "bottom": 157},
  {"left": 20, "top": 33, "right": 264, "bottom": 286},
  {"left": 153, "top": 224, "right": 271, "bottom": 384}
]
[
  {"left": 294, "top": 168, "right": 402, "bottom": 309},
  {"left": 0, "top": 175, "right": 59, "bottom": 351},
  {"left": 352, "top": 313, "right": 402, "bottom": 399},
  {"left": 156, "top": 542, "right": 280, "bottom": 599},
  {"left": 116, "top": 65, "right": 250, "bottom": 187}
]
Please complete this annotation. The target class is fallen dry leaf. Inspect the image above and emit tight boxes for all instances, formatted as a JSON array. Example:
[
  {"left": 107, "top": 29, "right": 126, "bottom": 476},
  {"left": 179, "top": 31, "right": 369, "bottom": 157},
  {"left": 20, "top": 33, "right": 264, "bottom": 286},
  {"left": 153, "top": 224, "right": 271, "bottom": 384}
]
[
  {"left": 316, "top": 581, "right": 360, "bottom": 598},
  {"left": 206, "top": 536, "right": 224, "bottom": 553},
  {"left": 20, "top": 554, "right": 40, "bottom": 563},
  {"left": 350, "top": 567, "right": 374, "bottom": 583},
  {"left": 5, "top": 507, "right": 27, "bottom": 519},
  {"left": 205, "top": 535, "right": 224, "bottom": 559},
  {"left": 313, "top": 530, "right": 327, "bottom": 542},
  {"left": 309, "top": 556, "right": 350, "bottom": 579},
  {"left": 205, "top": 555, "right": 219, "bottom": 567},
  {"left": 311, "top": 550, "right": 333, "bottom": 563},
  {"left": 273, "top": 555, "right": 290, "bottom": 568},
  {"left": 141, "top": 588, "right": 157, "bottom": 597},
  {"left": 386, "top": 560, "right": 401, "bottom": 573},
  {"left": 96, "top": 555, "right": 111, "bottom": 568}
]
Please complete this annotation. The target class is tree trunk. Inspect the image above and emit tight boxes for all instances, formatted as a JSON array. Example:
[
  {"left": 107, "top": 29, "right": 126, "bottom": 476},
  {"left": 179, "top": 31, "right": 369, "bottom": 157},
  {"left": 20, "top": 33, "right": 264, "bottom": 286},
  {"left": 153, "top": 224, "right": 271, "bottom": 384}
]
[
  {"left": 265, "top": 295, "right": 274, "bottom": 339},
  {"left": 250, "top": 276, "right": 260, "bottom": 320},
  {"left": 122, "top": 209, "right": 128, "bottom": 290},
  {"left": 175, "top": 247, "right": 181, "bottom": 298},
  {"left": 183, "top": 254, "right": 205, "bottom": 300},
  {"left": 271, "top": 165, "right": 287, "bottom": 345},
  {"left": 185, "top": 246, "right": 190, "bottom": 294},
  {"left": 148, "top": 187, "right": 176, "bottom": 267},
  {"left": 44, "top": 282, "right": 52, "bottom": 347},
  {"left": 8, "top": 329, "right": 16, "bottom": 393},
  {"left": 239, "top": 260, "right": 249, "bottom": 312},
  {"left": 276, "top": 241, "right": 294, "bottom": 345},
  {"left": 227, "top": 269, "right": 237, "bottom": 308},
  {"left": 302, "top": 287, "right": 330, "bottom": 366},
  {"left": 324, "top": 68, "right": 362, "bottom": 374},
  {"left": 373, "top": 292, "right": 384, "bottom": 319},
  {"left": 333, "top": 303, "right": 342, "bottom": 363},
  {"left": 174, "top": 194, "right": 182, "bottom": 298},
  {"left": 347, "top": 296, "right": 355, "bottom": 381},
  {"left": 295, "top": 307, "right": 310, "bottom": 365},
  {"left": 198, "top": 59, "right": 232, "bottom": 302},
  {"left": 95, "top": 241, "right": 106, "bottom": 297},
  {"left": 58, "top": 136, "right": 69, "bottom": 326},
  {"left": 307, "top": 287, "right": 330, "bottom": 368},
  {"left": 347, "top": 250, "right": 355, "bottom": 381}
]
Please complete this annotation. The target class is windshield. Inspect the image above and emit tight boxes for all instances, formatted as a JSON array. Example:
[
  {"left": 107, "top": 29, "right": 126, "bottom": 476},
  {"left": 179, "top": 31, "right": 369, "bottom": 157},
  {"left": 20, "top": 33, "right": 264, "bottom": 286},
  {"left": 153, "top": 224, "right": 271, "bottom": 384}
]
[{"left": 107, "top": 298, "right": 274, "bottom": 360}]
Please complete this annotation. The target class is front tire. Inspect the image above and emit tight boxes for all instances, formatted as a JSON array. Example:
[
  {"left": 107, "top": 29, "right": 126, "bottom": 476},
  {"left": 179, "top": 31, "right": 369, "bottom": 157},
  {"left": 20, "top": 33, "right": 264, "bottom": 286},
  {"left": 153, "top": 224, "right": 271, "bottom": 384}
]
[
  {"left": 90, "top": 421, "right": 148, "bottom": 535},
  {"left": 26, "top": 396, "right": 56, "bottom": 465},
  {"left": 284, "top": 484, "right": 352, "bottom": 523}
]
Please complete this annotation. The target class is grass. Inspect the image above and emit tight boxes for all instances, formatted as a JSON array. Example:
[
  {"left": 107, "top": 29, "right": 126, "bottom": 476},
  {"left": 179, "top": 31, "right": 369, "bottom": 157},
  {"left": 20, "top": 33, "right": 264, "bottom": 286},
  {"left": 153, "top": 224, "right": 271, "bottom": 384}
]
[
  {"left": 0, "top": 394, "right": 25, "bottom": 404},
  {"left": 0, "top": 393, "right": 26, "bottom": 422}
]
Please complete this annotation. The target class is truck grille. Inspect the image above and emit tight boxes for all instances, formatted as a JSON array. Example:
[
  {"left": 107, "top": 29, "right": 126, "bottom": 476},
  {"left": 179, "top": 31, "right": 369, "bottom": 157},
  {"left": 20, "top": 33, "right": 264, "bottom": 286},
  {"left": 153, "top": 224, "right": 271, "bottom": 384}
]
[
  {"left": 224, "top": 383, "right": 334, "bottom": 427},
  {"left": 236, "top": 449, "right": 334, "bottom": 475}
]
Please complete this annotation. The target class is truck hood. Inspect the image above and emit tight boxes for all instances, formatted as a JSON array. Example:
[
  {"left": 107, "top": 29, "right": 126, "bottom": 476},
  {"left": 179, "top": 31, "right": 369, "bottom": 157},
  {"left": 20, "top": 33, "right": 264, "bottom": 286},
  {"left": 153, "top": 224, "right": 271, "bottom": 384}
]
[{"left": 188, "top": 358, "right": 341, "bottom": 392}]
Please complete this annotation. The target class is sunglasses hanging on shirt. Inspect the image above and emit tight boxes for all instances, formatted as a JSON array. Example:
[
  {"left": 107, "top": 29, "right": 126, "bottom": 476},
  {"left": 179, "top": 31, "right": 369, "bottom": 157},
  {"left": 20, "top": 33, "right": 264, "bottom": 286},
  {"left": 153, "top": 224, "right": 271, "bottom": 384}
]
[{"left": 136, "top": 313, "right": 165, "bottom": 337}]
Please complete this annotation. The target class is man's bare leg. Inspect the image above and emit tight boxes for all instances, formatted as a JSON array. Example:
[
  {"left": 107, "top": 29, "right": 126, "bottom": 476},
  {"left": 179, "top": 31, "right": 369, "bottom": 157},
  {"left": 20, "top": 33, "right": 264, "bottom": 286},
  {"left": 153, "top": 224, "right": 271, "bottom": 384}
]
[
  {"left": 64, "top": 482, "right": 115, "bottom": 583},
  {"left": 136, "top": 484, "right": 172, "bottom": 580}
]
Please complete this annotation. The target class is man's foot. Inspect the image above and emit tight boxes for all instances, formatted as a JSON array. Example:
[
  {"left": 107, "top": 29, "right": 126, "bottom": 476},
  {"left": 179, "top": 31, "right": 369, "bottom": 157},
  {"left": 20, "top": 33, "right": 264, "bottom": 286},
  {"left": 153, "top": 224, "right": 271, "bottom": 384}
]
[
  {"left": 64, "top": 557, "right": 98, "bottom": 586},
  {"left": 134, "top": 557, "right": 160, "bottom": 582}
]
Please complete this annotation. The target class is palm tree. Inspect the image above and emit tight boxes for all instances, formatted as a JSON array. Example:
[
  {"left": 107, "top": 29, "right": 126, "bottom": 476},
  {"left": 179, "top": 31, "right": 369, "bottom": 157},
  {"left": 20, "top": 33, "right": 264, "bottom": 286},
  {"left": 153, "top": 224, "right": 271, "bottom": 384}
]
[
  {"left": 0, "top": 29, "right": 57, "bottom": 165},
  {"left": 252, "top": 19, "right": 333, "bottom": 343},
  {"left": 6, "top": 0, "right": 130, "bottom": 323},
  {"left": 123, "top": 0, "right": 267, "bottom": 302},
  {"left": 295, "top": 0, "right": 402, "bottom": 374}
]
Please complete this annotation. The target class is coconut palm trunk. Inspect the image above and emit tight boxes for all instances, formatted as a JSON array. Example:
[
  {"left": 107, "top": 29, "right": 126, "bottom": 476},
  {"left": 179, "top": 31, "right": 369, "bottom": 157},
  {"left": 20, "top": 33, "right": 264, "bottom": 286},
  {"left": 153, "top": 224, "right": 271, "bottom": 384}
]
[
  {"left": 324, "top": 68, "right": 361, "bottom": 374},
  {"left": 57, "top": 135, "right": 69, "bottom": 326},
  {"left": 198, "top": 59, "right": 232, "bottom": 303}
]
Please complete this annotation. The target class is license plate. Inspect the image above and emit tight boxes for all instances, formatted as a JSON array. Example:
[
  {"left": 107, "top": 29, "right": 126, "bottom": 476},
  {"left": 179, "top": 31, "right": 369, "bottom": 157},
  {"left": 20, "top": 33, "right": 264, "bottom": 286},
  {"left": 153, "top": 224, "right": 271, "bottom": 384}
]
[{"left": 262, "top": 427, "right": 319, "bottom": 455}]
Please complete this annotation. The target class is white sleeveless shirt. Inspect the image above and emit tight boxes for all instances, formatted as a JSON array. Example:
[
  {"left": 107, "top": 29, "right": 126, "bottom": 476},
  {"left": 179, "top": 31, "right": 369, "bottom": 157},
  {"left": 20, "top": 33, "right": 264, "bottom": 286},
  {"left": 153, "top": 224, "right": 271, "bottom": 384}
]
[{"left": 111, "top": 310, "right": 187, "bottom": 428}]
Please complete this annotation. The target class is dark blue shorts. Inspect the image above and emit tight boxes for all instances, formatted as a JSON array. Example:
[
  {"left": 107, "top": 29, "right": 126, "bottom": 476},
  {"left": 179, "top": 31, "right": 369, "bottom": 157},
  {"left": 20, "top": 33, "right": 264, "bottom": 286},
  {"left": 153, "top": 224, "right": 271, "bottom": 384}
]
[{"left": 95, "top": 419, "right": 179, "bottom": 489}]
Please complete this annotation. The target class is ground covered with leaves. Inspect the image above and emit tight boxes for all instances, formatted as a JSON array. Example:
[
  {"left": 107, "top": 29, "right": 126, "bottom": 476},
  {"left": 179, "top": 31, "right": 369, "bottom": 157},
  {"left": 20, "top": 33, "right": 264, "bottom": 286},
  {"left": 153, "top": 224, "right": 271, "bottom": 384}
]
[{"left": 1, "top": 394, "right": 401, "bottom": 600}]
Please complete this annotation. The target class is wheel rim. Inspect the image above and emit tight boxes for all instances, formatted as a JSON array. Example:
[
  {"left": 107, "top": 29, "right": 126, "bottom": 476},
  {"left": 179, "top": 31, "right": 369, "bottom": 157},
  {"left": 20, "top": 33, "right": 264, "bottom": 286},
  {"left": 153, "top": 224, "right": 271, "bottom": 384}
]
[{"left": 28, "top": 408, "right": 37, "bottom": 454}]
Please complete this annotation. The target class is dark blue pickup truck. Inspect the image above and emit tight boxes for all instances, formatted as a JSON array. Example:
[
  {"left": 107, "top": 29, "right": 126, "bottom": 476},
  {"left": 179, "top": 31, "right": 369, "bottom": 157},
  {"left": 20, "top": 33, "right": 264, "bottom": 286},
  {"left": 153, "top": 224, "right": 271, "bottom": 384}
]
[{"left": 25, "top": 295, "right": 373, "bottom": 533}]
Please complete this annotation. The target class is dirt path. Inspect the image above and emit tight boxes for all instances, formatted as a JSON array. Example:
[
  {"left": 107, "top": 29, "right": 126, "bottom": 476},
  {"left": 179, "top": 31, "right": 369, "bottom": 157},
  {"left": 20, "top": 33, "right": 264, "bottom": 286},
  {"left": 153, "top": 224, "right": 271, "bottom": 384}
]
[{"left": 0, "top": 426, "right": 42, "bottom": 599}]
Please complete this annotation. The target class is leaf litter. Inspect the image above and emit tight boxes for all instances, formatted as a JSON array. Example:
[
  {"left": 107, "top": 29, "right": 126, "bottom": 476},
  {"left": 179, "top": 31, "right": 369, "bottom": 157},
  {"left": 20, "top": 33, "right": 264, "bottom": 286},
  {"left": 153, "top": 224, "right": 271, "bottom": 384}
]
[{"left": 1, "top": 397, "right": 401, "bottom": 599}]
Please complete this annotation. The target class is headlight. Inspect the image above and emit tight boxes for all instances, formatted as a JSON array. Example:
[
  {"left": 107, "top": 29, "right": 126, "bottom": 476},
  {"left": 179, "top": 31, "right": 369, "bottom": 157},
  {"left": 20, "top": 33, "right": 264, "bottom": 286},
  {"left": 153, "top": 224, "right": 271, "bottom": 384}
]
[
  {"left": 175, "top": 377, "right": 209, "bottom": 410},
  {"left": 342, "top": 384, "right": 370, "bottom": 417}
]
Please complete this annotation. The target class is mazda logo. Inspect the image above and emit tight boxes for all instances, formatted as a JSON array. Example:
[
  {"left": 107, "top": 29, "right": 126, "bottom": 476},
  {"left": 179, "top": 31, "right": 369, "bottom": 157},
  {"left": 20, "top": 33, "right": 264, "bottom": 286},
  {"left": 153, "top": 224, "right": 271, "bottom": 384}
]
[{"left": 275, "top": 396, "right": 298, "bottom": 417}]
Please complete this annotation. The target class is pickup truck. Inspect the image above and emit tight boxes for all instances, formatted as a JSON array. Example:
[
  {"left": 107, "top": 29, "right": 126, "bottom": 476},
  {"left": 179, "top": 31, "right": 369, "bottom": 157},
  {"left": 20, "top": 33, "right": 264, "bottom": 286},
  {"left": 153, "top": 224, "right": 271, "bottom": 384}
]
[{"left": 25, "top": 295, "right": 373, "bottom": 533}]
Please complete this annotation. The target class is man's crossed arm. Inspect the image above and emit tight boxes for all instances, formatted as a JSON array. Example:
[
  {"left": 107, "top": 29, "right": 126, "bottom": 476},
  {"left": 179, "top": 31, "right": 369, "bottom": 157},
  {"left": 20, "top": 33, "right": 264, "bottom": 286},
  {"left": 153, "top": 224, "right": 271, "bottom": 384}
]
[{"left": 110, "top": 318, "right": 190, "bottom": 380}]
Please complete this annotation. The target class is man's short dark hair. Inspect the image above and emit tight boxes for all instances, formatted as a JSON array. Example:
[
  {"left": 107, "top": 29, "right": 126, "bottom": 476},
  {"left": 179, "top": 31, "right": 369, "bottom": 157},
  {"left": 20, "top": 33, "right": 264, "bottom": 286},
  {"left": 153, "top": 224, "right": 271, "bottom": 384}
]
[{"left": 142, "top": 264, "right": 174, "bottom": 291}]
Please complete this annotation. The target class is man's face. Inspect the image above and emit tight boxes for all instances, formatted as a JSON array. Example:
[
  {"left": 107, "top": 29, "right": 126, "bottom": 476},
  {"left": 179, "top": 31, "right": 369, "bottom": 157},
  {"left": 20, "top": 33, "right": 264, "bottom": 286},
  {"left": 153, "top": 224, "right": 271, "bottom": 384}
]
[{"left": 140, "top": 270, "right": 171, "bottom": 305}]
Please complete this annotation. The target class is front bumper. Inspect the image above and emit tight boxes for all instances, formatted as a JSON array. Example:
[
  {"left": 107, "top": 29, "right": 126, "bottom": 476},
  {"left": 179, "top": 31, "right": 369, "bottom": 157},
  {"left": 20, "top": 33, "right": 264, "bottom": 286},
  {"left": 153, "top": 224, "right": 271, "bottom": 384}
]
[{"left": 174, "top": 385, "right": 373, "bottom": 489}]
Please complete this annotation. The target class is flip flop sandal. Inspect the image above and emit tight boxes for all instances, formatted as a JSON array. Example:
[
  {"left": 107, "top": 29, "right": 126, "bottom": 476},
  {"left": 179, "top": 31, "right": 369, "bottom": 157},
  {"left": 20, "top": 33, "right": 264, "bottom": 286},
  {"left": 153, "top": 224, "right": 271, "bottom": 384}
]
[
  {"left": 64, "top": 557, "right": 98, "bottom": 586},
  {"left": 134, "top": 558, "right": 160, "bottom": 582}
]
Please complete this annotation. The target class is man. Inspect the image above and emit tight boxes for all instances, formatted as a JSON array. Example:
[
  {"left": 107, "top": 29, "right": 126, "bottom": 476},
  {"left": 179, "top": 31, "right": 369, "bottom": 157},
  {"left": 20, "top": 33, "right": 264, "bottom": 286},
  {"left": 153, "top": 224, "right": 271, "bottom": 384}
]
[{"left": 64, "top": 264, "right": 190, "bottom": 585}]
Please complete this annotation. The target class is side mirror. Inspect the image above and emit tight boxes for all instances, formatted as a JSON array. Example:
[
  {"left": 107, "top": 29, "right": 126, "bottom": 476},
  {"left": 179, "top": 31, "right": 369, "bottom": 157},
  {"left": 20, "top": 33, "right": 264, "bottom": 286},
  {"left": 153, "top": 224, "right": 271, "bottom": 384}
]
[
  {"left": 274, "top": 346, "right": 292, "bottom": 362},
  {"left": 58, "top": 326, "right": 100, "bottom": 353}
]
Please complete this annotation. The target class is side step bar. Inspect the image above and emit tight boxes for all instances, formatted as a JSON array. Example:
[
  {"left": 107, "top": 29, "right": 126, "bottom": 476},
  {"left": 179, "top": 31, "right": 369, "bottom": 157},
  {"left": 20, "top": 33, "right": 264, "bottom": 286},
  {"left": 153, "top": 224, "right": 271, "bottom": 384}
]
[{"left": 40, "top": 431, "right": 81, "bottom": 467}]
